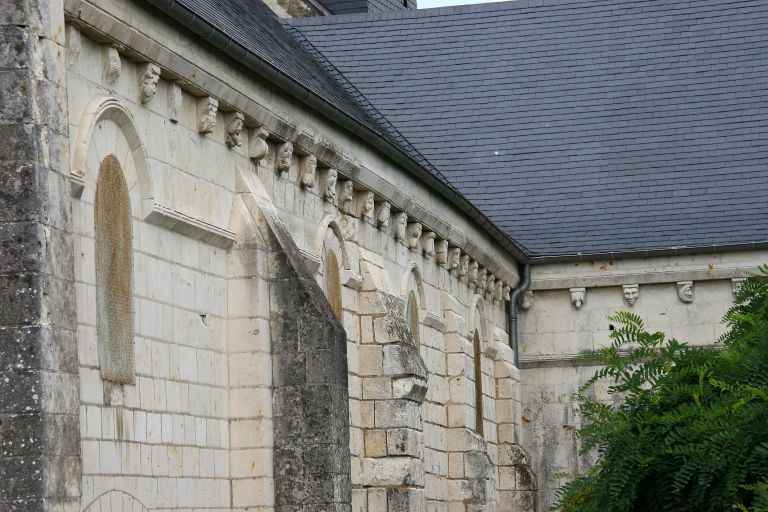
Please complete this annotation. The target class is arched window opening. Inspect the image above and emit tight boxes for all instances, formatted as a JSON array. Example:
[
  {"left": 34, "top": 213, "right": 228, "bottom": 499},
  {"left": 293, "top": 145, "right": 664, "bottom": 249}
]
[
  {"left": 95, "top": 154, "right": 135, "bottom": 384},
  {"left": 473, "top": 329, "right": 484, "bottom": 436},
  {"left": 324, "top": 250, "right": 343, "bottom": 321},
  {"left": 406, "top": 290, "right": 420, "bottom": 346}
]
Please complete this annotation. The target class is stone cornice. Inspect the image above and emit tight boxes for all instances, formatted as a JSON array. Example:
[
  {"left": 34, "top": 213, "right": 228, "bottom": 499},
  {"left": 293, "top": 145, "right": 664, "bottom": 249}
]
[
  {"left": 531, "top": 266, "right": 753, "bottom": 291},
  {"left": 64, "top": 1, "right": 520, "bottom": 291}
]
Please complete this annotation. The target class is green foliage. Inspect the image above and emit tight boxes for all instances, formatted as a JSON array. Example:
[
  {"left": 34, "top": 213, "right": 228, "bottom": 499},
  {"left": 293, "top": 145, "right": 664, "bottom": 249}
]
[{"left": 554, "top": 266, "right": 768, "bottom": 512}]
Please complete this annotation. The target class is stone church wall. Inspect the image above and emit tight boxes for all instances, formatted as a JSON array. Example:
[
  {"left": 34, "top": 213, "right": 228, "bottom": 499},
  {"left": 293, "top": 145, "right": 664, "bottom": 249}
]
[
  {"left": 518, "top": 250, "right": 768, "bottom": 511},
  {"left": 60, "top": 2, "right": 530, "bottom": 512},
  {"left": 16, "top": 2, "right": 758, "bottom": 512}
]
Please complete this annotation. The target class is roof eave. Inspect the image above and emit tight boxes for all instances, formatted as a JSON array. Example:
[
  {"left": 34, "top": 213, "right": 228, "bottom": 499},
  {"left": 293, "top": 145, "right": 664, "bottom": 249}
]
[{"left": 143, "top": 0, "right": 531, "bottom": 264}]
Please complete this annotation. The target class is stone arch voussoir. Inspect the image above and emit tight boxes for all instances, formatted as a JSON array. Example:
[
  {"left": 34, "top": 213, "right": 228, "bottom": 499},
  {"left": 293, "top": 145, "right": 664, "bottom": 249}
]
[{"left": 71, "top": 96, "right": 154, "bottom": 217}]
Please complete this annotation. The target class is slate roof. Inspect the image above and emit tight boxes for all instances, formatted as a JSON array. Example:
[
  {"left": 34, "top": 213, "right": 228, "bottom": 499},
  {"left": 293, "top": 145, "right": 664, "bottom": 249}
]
[
  {"left": 157, "top": 0, "right": 461, "bottom": 192},
  {"left": 288, "top": 0, "right": 768, "bottom": 259},
  {"left": 154, "top": 0, "right": 531, "bottom": 261},
  {"left": 171, "top": 0, "right": 382, "bottom": 135}
]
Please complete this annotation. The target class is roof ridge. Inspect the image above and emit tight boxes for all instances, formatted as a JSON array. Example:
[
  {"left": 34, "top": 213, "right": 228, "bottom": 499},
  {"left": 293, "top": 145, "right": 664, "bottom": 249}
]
[
  {"left": 288, "top": 0, "right": 761, "bottom": 25},
  {"left": 287, "top": 0, "right": 605, "bottom": 24}
]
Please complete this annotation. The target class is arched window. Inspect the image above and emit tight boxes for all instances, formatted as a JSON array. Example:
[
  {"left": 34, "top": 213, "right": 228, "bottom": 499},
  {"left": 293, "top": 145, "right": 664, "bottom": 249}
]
[
  {"left": 406, "top": 290, "right": 420, "bottom": 346},
  {"left": 95, "top": 154, "right": 135, "bottom": 384},
  {"left": 324, "top": 250, "right": 343, "bottom": 320},
  {"left": 473, "top": 329, "right": 484, "bottom": 436}
]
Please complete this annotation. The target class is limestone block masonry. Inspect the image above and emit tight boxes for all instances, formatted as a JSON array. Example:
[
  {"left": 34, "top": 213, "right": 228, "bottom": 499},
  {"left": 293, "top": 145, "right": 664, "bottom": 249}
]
[
  {"left": 9, "top": 2, "right": 760, "bottom": 512},
  {"left": 5, "top": 1, "right": 532, "bottom": 511}
]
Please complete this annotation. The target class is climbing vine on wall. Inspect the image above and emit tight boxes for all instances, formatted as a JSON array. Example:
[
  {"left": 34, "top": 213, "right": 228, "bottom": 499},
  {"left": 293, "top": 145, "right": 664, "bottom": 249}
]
[{"left": 554, "top": 267, "right": 768, "bottom": 512}]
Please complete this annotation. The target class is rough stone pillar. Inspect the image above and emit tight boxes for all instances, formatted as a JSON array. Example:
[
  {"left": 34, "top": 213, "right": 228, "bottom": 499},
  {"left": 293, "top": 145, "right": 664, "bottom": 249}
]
[
  {"left": 357, "top": 266, "right": 428, "bottom": 512},
  {"left": 0, "top": 1, "right": 81, "bottom": 511},
  {"left": 237, "top": 168, "right": 352, "bottom": 512}
]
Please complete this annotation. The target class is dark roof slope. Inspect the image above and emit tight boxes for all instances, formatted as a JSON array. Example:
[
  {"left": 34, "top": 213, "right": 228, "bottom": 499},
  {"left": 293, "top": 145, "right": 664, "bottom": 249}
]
[
  {"left": 147, "top": 0, "right": 531, "bottom": 262},
  {"left": 289, "top": 0, "right": 768, "bottom": 259},
  {"left": 170, "top": 0, "right": 379, "bottom": 131}
]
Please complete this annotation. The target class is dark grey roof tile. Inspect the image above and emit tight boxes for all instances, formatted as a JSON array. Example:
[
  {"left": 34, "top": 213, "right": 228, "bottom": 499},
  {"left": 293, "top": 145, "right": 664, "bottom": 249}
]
[{"left": 291, "top": 0, "right": 768, "bottom": 257}]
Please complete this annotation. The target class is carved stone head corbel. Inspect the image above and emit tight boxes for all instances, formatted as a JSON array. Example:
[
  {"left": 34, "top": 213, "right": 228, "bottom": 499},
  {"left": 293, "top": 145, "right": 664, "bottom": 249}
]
[
  {"left": 375, "top": 201, "right": 391, "bottom": 229},
  {"left": 225, "top": 112, "right": 245, "bottom": 149},
  {"left": 676, "top": 281, "right": 694, "bottom": 303},
  {"left": 198, "top": 96, "right": 219, "bottom": 134},
  {"left": 422, "top": 231, "right": 436, "bottom": 258},
  {"left": 468, "top": 260, "right": 479, "bottom": 285},
  {"left": 340, "top": 214, "right": 358, "bottom": 242},
  {"left": 249, "top": 127, "right": 269, "bottom": 163},
  {"left": 570, "top": 287, "right": 586, "bottom": 309},
  {"left": 322, "top": 168, "right": 338, "bottom": 205},
  {"left": 300, "top": 154, "right": 317, "bottom": 189},
  {"left": 406, "top": 223, "right": 422, "bottom": 252},
  {"left": 276, "top": 141, "right": 293, "bottom": 176},
  {"left": 139, "top": 63, "right": 161, "bottom": 104},
  {"left": 339, "top": 180, "right": 354, "bottom": 214},
  {"left": 494, "top": 280, "right": 504, "bottom": 303},
  {"left": 357, "top": 191, "right": 375, "bottom": 221},
  {"left": 485, "top": 276, "right": 496, "bottom": 301},
  {"left": 623, "top": 284, "right": 639, "bottom": 307},
  {"left": 435, "top": 240, "right": 449, "bottom": 266},
  {"left": 103, "top": 46, "right": 121, "bottom": 85},
  {"left": 460, "top": 255, "right": 470, "bottom": 279},
  {"left": 477, "top": 267, "right": 488, "bottom": 294},
  {"left": 394, "top": 212, "right": 408, "bottom": 242},
  {"left": 448, "top": 247, "right": 461, "bottom": 271}
]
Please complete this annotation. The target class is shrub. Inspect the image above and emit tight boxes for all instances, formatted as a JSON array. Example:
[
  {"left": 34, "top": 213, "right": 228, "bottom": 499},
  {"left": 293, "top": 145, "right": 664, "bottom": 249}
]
[{"left": 554, "top": 267, "right": 768, "bottom": 512}]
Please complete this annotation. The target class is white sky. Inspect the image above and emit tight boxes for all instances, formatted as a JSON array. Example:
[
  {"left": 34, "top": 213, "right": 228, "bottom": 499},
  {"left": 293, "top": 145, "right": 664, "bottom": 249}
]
[{"left": 418, "top": 0, "right": 501, "bottom": 9}]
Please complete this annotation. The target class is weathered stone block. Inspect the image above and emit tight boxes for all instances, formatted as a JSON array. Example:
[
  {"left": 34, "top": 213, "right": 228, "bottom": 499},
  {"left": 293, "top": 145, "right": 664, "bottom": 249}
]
[
  {"left": 0, "top": 163, "right": 41, "bottom": 224},
  {"left": 359, "top": 291, "right": 387, "bottom": 316},
  {"left": 374, "top": 399, "right": 421, "bottom": 429},
  {"left": 364, "top": 430, "right": 387, "bottom": 457},
  {"left": 363, "top": 377, "right": 392, "bottom": 400},
  {"left": 368, "top": 488, "right": 387, "bottom": 512},
  {"left": 392, "top": 375, "right": 428, "bottom": 402},
  {"left": 382, "top": 343, "right": 427, "bottom": 379},
  {"left": 448, "top": 453, "right": 463, "bottom": 478},
  {"left": 361, "top": 457, "right": 424, "bottom": 487},
  {"left": 496, "top": 490, "right": 535, "bottom": 512},
  {"left": 388, "top": 488, "right": 424, "bottom": 512},
  {"left": 386, "top": 428, "right": 423, "bottom": 458},
  {"left": 497, "top": 444, "right": 529, "bottom": 467},
  {"left": 359, "top": 345, "right": 383, "bottom": 376},
  {"left": 0, "top": 26, "right": 28, "bottom": 69},
  {"left": 464, "top": 451, "right": 490, "bottom": 479}
]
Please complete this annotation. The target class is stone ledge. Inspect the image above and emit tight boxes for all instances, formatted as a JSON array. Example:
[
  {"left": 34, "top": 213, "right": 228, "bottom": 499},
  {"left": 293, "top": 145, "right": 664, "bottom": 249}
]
[
  {"left": 144, "top": 202, "right": 237, "bottom": 249},
  {"left": 531, "top": 267, "right": 753, "bottom": 291}
]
